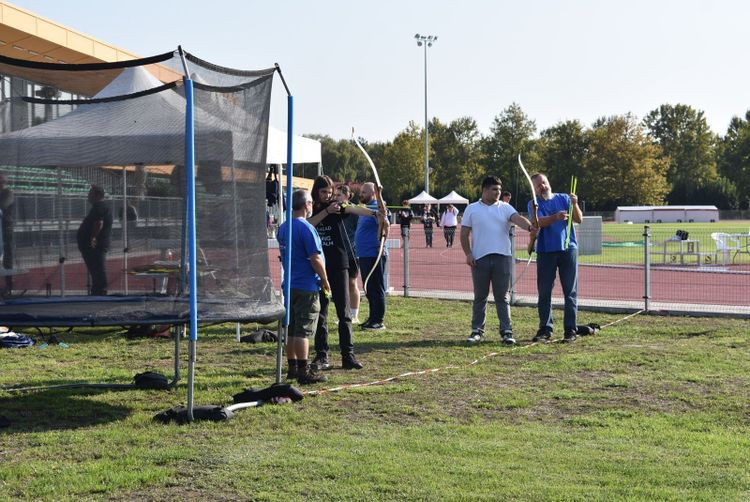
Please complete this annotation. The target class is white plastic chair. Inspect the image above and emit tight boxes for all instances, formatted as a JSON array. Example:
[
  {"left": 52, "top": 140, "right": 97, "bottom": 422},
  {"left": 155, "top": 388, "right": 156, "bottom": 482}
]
[{"left": 710, "top": 232, "right": 740, "bottom": 265}]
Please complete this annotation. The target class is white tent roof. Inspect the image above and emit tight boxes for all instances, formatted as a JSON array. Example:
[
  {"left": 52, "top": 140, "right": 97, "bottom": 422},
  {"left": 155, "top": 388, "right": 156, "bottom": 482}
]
[
  {"left": 0, "top": 66, "right": 320, "bottom": 166},
  {"left": 266, "top": 127, "right": 321, "bottom": 165},
  {"left": 438, "top": 190, "right": 469, "bottom": 204},
  {"left": 408, "top": 190, "right": 439, "bottom": 204}
]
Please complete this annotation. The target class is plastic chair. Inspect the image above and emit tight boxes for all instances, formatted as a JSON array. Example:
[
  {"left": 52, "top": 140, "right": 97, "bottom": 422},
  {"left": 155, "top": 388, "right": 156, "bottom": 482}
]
[{"left": 710, "top": 232, "right": 740, "bottom": 265}]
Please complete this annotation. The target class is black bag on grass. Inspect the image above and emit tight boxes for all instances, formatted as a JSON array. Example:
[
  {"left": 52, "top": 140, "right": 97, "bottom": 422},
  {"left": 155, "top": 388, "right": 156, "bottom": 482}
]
[
  {"left": 233, "top": 384, "right": 304, "bottom": 404},
  {"left": 133, "top": 371, "right": 171, "bottom": 390}
]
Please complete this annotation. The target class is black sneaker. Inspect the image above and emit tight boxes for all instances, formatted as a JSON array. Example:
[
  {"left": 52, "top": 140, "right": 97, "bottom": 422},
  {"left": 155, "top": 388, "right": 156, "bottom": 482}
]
[
  {"left": 563, "top": 330, "right": 578, "bottom": 343},
  {"left": 532, "top": 329, "right": 552, "bottom": 343},
  {"left": 501, "top": 331, "right": 516, "bottom": 345},
  {"left": 342, "top": 353, "right": 364, "bottom": 370},
  {"left": 467, "top": 331, "right": 484, "bottom": 344},
  {"left": 362, "top": 322, "right": 386, "bottom": 330},
  {"left": 310, "top": 353, "right": 330, "bottom": 371},
  {"left": 298, "top": 367, "right": 328, "bottom": 385}
]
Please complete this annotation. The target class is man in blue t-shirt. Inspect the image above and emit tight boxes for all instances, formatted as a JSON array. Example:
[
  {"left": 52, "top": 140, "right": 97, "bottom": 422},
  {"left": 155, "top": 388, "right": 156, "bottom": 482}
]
[
  {"left": 355, "top": 182, "right": 389, "bottom": 330},
  {"left": 278, "top": 189, "right": 331, "bottom": 384},
  {"left": 527, "top": 173, "right": 583, "bottom": 343}
]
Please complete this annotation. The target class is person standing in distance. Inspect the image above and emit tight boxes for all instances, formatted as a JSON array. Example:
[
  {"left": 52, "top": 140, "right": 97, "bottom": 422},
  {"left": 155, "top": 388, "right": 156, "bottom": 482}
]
[
  {"left": 277, "top": 189, "right": 331, "bottom": 384},
  {"left": 77, "top": 185, "right": 113, "bottom": 295},
  {"left": 440, "top": 204, "right": 459, "bottom": 247},
  {"left": 529, "top": 173, "right": 583, "bottom": 343},
  {"left": 460, "top": 176, "right": 536, "bottom": 345}
]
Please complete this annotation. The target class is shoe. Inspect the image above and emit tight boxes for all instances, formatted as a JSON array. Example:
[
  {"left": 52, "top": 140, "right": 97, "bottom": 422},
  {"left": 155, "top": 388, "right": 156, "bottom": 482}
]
[
  {"left": 532, "top": 329, "right": 552, "bottom": 343},
  {"left": 563, "top": 330, "right": 577, "bottom": 343},
  {"left": 501, "top": 331, "right": 516, "bottom": 345},
  {"left": 297, "top": 367, "right": 328, "bottom": 385},
  {"left": 466, "top": 331, "right": 484, "bottom": 344},
  {"left": 342, "top": 353, "right": 364, "bottom": 370},
  {"left": 362, "top": 322, "right": 385, "bottom": 330},
  {"left": 310, "top": 353, "right": 330, "bottom": 371},
  {"left": 351, "top": 316, "right": 360, "bottom": 325}
]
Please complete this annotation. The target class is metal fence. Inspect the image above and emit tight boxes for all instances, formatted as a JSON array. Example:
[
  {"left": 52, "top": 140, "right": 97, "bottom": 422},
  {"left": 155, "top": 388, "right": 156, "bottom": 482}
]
[{"left": 269, "top": 218, "right": 750, "bottom": 318}]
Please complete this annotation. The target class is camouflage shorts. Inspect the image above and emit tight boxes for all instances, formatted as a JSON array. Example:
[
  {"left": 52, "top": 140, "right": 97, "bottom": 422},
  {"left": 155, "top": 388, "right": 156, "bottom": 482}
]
[{"left": 288, "top": 289, "right": 320, "bottom": 339}]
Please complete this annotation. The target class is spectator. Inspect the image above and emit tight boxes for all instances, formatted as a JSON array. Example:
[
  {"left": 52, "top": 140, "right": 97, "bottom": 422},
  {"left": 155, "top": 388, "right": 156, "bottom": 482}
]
[{"left": 440, "top": 204, "right": 459, "bottom": 247}]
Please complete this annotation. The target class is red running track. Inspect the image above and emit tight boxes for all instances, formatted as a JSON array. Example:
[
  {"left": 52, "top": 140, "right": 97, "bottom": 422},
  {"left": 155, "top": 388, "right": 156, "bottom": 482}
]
[{"left": 269, "top": 225, "right": 749, "bottom": 309}]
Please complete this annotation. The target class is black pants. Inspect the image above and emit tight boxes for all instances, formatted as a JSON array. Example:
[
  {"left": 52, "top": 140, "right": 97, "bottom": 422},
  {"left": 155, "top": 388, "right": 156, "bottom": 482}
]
[
  {"left": 424, "top": 227, "right": 433, "bottom": 247},
  {"left": 444, "top": 226, "right": 456, "bottom": 247},
  {"left": 359, "top": 255, "right": 387, "bottom": 324},
  {"left": 80, "top": 247, "right": 108, "bottom": 295},
  {"left": 314, "top": 266, "right": 354, "bottom": 356}
]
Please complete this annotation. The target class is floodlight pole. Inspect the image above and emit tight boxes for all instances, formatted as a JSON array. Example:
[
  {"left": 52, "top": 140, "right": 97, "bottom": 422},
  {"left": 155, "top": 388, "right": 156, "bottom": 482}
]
[{"left": 415, "top": 34, "right": 437, "bottom": 194}]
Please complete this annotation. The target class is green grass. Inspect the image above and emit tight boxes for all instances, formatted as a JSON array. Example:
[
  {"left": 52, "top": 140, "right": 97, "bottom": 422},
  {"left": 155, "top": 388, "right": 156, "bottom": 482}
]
[
  {"left": 1, "top": 297, "right": 749, "bottom": 500},
  {"left": 514, "top": 221, "right": 750, "bottom": 265}
]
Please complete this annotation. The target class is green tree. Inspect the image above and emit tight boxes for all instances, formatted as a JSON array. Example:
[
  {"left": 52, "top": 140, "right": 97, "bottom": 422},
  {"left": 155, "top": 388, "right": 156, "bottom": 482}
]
[
  {"left": 582, "top": 114, "right": 669, "bottom": 210},
  {"left": 717, "top": 111, "right": 750, "bottom": 209},
  {"left": 643, "top": 104, "right": 718, "bottom": 204},
  {"left": 309, "top": 134, "right": 370, "bottom": 182},
  {"left": 379, "top": 122, "right": 424, "bottom": 203},
  {"left": 483, "top": 103, "right": 538, "bottom": 205},
  {"left": 429, "top": 116, "right": 485, "bottom": 199},
  {"left": 538, "top": 120, "right": 588, "bottom": 199}
]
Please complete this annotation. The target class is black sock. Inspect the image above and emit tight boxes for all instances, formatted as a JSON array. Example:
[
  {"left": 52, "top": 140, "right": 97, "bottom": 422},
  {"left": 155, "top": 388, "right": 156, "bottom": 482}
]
[
  {"left": 297, "top": 359, "right": 308, "bottom": 371},
  {"left": 287, "top": 359, "right": 297, "bottom": 371}
]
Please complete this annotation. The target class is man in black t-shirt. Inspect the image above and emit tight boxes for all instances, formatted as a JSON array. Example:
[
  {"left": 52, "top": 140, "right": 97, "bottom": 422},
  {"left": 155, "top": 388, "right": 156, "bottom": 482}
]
[{"left": 77, "top": 185, "right": 113, "bottom": 295}]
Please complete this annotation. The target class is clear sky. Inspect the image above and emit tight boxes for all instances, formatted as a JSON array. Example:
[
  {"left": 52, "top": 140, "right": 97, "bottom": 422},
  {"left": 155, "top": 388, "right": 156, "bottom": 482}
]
[{"left": 11, "top": 0, "right": 750, "bottom": 141}]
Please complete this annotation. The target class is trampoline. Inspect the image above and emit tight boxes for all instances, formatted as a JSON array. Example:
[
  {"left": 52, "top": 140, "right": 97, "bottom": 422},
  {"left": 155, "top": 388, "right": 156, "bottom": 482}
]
[{"left": 0, "top": 48, "right": 292, "bottom": 417}]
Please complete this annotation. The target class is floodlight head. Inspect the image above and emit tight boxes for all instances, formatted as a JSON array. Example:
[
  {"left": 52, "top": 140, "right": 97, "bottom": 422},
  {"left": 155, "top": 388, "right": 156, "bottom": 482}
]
[
  {"left": 427, "top": 42, "right": 432, "bottom": 47},
  {"left": 415, "top": 33, "right": 420, "bottom": 39},
  {"left": 417, "top": 41, "right": 423, "bottom": 46}
]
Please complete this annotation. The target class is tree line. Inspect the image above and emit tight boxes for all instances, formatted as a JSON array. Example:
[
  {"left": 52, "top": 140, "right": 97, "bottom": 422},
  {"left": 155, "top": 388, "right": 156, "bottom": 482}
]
[{"left": 307, "top": 103, "right": 750, "bottom": 211}]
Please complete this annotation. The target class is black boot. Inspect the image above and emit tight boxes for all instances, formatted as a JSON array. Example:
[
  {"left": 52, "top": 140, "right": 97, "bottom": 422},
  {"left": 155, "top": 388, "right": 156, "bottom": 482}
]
[
  {"left": 298, "top": 365, "right": 328, "bottom": 385},
  {"left": 342, "top": 353, "right": 364, "bottom": 370}
]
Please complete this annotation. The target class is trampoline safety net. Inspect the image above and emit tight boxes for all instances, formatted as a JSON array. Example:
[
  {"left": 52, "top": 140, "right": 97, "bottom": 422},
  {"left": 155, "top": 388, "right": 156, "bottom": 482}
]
[{"left": 0, "top": 50, "right": 284, "bottom": 326}]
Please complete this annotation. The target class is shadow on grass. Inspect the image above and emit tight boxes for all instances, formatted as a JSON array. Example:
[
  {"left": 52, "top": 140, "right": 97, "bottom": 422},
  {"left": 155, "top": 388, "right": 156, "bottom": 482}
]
[{"left": 0, "top": 390, "right": 131, "bottom": 433}]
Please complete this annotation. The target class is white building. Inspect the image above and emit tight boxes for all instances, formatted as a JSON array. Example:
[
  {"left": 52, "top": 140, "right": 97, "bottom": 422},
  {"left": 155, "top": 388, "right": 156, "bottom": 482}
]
[{"left": 614, "top": 205, "right": 719, "bottom": 223}]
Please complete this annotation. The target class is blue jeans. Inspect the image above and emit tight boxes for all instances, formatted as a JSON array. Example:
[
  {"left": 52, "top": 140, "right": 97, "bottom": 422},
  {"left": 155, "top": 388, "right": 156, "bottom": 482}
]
[
  {"left": 359, "top": 255, "right": 387, "bottom": 324},
  {"left": 536, "top": 247, "right": 578, "bottom": 333},
  {"left": 471, "top": 253, "right": 513, "bottom": 334}
]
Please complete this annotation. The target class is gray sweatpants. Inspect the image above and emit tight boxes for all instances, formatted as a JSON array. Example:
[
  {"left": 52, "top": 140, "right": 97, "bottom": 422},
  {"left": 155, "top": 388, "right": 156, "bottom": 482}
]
[{"left": 471, "top": 253, "right": 513, "bottom": 334}]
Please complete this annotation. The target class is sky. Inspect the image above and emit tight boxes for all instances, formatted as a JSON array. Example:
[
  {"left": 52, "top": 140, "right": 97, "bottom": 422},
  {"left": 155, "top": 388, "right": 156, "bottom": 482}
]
[{"left": 11, "top": 0, "right": 750, "bottom": 141}]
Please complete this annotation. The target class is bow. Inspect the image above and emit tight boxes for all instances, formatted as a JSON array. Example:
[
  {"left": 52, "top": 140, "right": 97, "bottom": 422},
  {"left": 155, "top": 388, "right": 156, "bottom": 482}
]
[
  {"left": 352, "top": 128, "right": 388, "bottom": 294},
  {"left": 518, "top": 154, "right": 538, "bottom": 255},
  {"left": 509, "top": 154, "right": 538, "bottom": 290}
]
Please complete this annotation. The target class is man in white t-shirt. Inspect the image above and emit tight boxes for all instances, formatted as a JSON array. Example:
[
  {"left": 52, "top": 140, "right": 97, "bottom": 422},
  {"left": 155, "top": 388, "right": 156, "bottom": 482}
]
[{"left": 460, "top": 176, "right": 536, "bottom": 345}]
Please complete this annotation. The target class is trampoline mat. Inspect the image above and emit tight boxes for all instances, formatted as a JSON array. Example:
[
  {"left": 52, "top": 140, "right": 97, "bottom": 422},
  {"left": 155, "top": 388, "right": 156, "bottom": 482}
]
[{"left": 0, "top": 295, "right": 284, "bottom": 327}]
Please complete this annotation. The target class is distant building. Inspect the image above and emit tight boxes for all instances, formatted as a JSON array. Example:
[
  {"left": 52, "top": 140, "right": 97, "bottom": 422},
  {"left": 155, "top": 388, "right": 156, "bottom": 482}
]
[{"left": 614, "top": 205, "right": 719, "bottom": 224}]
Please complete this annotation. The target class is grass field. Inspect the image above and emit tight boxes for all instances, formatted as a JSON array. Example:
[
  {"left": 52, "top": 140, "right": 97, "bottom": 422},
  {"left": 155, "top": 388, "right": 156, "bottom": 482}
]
[
  {"left": 1, "top": 297, "right": 749, "bottom": 500},
  {"left": 512, "top": 221, "right": 750, "bottom": 265}
]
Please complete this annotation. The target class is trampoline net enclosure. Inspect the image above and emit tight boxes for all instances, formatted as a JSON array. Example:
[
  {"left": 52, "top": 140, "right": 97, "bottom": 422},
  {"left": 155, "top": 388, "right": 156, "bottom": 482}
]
[{"left": 0, "top": 50, "right": 284, "bottom": 326}]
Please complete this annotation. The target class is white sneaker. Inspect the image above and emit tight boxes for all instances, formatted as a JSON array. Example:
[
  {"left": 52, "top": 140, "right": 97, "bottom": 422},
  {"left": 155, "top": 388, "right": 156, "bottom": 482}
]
[
  {"left": 467, "top": 331, "right": 484, "bottom": 343},
  {"left": 351, "top": 316, "right": 360, "bottom": 324}
]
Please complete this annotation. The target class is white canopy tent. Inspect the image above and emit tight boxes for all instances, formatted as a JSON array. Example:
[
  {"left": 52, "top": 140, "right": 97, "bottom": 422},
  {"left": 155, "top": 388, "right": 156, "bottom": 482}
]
[
  {"left": 438, "top": 190, "right": 469, "bottom": 205},
  {"left": 408, "top": 190, "right": 439, "bottom": 205}
]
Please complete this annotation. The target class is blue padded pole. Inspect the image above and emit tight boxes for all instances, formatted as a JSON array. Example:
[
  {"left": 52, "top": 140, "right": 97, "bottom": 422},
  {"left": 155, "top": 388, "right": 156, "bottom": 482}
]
[
  {"left": 184, "top": 77, "right": 198, "bottom": 422},
  {"left": 283, "top": 95, "right": 294, "bottom": 330},
  {"left": 185, "top": 79, "right": 198, "bottom": 343}
]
